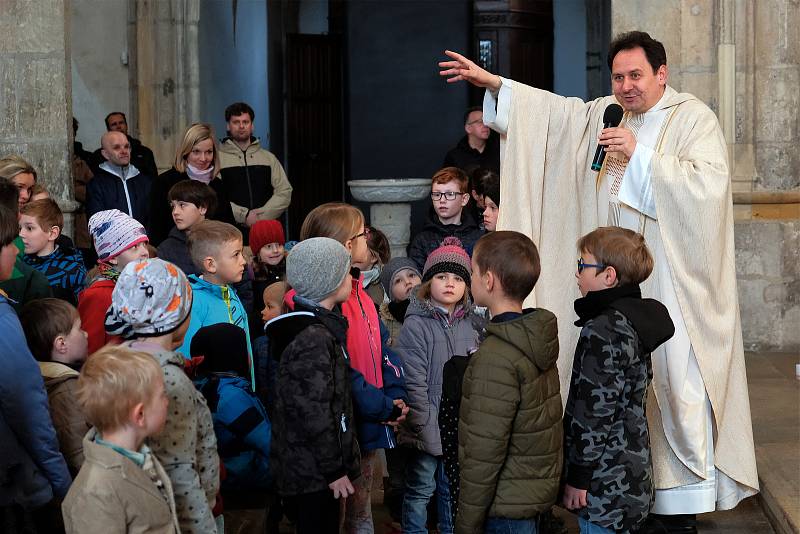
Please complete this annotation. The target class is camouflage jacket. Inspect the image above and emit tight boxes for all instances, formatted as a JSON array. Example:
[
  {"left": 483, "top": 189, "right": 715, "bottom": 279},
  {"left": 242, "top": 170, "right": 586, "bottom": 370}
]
[
  {"left": 266, "top": 300, "right": 361, "bottom": 496},
  {"left": 563, "top": 285, "right": 674, "bottom": 533}
]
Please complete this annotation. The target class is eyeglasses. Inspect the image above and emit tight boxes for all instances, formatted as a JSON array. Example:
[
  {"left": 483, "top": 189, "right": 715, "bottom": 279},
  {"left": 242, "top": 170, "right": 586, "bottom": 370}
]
[
  {"left": 577, "top": 258, "right": 605, "bottom": 273},
  {"left": 350, "top": 227, "right": 371, "bottom": 241},
  {"left": 466, "top": 119, "right": 483, "bottom": 126},
  {"left": 431, "top": 191, "right": 462, "bottom": 201}
]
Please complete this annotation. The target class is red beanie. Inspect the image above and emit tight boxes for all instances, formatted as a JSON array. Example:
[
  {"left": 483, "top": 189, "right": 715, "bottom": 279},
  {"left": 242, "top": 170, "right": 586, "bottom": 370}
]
[{"left": 249, "top": 219, "right": 285, "bottom": 254}]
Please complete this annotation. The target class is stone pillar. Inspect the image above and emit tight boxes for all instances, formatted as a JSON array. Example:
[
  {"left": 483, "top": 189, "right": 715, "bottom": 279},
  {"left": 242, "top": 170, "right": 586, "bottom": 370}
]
[
  {"left": 0, "top": 0, "right": 77, "bottom": 234},
  {"left": 131, "top": 0, "right": 199, "bottom": 171}
]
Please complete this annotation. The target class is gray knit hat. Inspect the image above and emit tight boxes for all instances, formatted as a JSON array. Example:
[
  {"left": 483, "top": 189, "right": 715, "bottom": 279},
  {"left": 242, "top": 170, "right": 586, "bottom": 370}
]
[
  {"left": 380, "top": 257, "right": 421, "bottom": 298},
  {"left": 287, "top": 237, "right": 351, "bottom": 303}
]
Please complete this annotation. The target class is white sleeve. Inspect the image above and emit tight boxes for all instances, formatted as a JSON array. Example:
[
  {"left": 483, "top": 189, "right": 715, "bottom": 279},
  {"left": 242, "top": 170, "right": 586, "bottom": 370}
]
[
  {"left": 619, "top": 143, "right": 658, "bottom": 220},
  {"left": 482, "top": 76, "right": 513, "bottom": 135}
]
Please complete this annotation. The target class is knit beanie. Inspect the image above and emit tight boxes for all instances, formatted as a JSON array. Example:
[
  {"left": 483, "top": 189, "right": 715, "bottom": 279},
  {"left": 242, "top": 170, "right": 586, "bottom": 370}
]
[
  {"left": 191, "top": 323, "right": 250, "bottom": 379},
  {"left": 89, "top": 209, "right": 148, "bottom": 261},
  {"left": 287, "top": 237, "right": 351, "bottom": 303},
  {"left": 422, "top": 237, "right": 472, "bottom": 285},
  {"left": 380, "top": 257, "right": 422, "bottom": 298},
  {"left": 249, "top": 219, "right": 285, "bottom": 255},
  {"left": 105, "top": 258, "right": 193, "bottom": 338}
]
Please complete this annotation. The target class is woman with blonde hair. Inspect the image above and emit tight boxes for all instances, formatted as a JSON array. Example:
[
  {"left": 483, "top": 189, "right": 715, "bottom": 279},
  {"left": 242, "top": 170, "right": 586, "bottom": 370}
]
[
  {"left": 148, "top": 123, "right": 235, "bottom": 245},
  {"left": 0, "top": 154, "right": 37, "bottom": 209}
]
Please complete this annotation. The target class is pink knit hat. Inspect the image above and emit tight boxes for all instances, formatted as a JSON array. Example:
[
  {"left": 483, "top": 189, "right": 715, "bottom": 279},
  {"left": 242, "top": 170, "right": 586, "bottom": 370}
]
[{"left": 422, "top": 237, "right": 472, "bottom": 285}]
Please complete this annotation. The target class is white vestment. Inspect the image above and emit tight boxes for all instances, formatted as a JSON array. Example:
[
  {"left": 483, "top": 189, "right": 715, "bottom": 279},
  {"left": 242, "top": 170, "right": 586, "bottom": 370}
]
[{"left": 484, "top": 78, "right": 758, "bottom": 512}]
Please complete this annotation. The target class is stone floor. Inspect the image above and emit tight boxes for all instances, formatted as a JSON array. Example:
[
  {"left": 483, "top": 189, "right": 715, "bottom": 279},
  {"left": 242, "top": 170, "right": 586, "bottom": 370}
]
[{"left": 224, "top": 352, "right": 798, "bottom": 534}]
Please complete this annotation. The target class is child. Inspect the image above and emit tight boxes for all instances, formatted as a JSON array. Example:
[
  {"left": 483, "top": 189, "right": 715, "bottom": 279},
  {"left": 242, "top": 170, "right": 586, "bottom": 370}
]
[
  {"left": 0, "top": 189, "right": 71, "bottom": 531},
  {"left": 563, "top": 227, "right": 674, "bottom": 533},
  {"left": 62, "top": 345, "right": 180, "bottom": 534},
  {"left": 191, "top": 323, "right": 271, "bottom": 491},
  {"left": 79, "top": 209, "right": 149, "bottom": 354},
  {"left": 248, "top": 219, "right": 286, "bottom": 340},
  {"left": 157, "top": 179, "right": 218, "bottom": 276},
  {"left": 20, "top": 198, "right": 86, "bottom": 304},
  {"left": 455, "top": 231, "right": 562, "bottom": 533},
  {"left": 266, "top": 237, "right": 361, "bottom": 534},
  {"left": 378, "top": 257, "right": 422, "bottom": 347},
  {"left": 177, "top": 220, "right": 252, "bottom": 372},
  {"left": 355, "top": 225, "right": 390, "bottom": 306},
  {"left": 395, "top": 237, "right": 481, "bottom": 534},
  {"left": 105, "top": 258, "right": 220, "bottom": 533},
  {"left": 253, "top": 280, "right": 288, "bottom": 420},
  {"left": 480, "top": 170, "right": 500, "bottom": 232},
  {"left": 19, "top": 298, "right": 91, "bottom": 477},
  {"left": 299, "top": 202, "right": 408, "bottom": 533},
  {"left": 407, "top": 167, "right": 484, "bottom": 270}
]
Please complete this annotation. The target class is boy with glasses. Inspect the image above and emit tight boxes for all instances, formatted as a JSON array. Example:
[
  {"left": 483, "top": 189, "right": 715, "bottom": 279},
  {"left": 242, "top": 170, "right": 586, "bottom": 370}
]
[
  {"left": 563, "top": 226, "right": 674, "bottom": 533},
  {"left": 407, "top": 167, "right": 484, "bottom": 270}
]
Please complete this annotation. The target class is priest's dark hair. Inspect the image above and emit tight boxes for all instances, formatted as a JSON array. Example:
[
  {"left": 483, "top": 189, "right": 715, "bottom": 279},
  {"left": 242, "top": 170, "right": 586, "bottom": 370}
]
[{"left": 607, "top": 31, "right": 667, "bottom": 73}]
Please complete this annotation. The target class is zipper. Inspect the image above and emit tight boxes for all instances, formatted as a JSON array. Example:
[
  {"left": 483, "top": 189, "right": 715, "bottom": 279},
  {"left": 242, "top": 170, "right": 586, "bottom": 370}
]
[
  {"left": 355, "top": 287, "right": 380, "bottom": 384},
  {"left": 242, "top": 145, "right": 254, "bottom": 208},
  {"left": 120, "top": 168, "right": 133, "bottom": 216}
]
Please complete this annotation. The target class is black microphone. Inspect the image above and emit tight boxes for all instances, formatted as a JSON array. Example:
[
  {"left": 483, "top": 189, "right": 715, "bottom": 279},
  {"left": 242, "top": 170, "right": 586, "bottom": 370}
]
[{"left": 591, "top": 104, "right": 624, "bottom": 171}]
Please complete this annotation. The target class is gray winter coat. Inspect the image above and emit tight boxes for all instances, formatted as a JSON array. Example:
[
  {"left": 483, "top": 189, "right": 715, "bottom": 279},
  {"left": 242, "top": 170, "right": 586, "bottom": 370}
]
[{"left": 394, "top": 295, "right": 481, "bottom": 456}]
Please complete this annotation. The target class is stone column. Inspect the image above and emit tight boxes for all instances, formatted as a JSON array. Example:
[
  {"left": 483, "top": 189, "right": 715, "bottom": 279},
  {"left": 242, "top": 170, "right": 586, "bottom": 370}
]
[
  {"left": 0, "top": 0, "right": 78, "bottom": 234},
  {"left": 131, "top": 0, "right": 200, "bottom": 171}
]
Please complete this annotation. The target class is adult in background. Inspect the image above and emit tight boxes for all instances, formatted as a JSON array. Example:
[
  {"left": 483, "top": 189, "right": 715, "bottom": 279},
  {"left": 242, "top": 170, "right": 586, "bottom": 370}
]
[
  {"left": 91, "top": 111, "right": 158, "bottom": 179},
  {"left": 148, "top": 123, "right": 236, "bottom": 246},
  {"left": 440, "top": 31, "right": 757, "bottom": 533},
  {"left": 443, "top": 106, "right": 500, "bottom": 175},
  {"left": 219, "top": 102, "right": 292, "bottom": 239}
]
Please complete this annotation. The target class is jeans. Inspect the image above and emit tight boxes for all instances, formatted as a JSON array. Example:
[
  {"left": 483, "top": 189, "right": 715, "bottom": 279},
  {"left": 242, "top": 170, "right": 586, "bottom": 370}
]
[
  {"left": 402, "top": 451, "right": 453, "bottom": 534},
  {"left": 485, "top": 516, "right": 540, "bottom": 534},
  {"left": 578, "top": 516, "right": 615, "bottom": 534}
]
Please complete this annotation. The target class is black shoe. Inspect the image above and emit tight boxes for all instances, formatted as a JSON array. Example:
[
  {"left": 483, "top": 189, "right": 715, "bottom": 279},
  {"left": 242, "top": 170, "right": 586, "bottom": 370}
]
[
  {"left": 648, "top": 514, "right": 698, "bottom": 534},
  {"left": 633, "top": 515, "right": 669, "bottom": 534}
]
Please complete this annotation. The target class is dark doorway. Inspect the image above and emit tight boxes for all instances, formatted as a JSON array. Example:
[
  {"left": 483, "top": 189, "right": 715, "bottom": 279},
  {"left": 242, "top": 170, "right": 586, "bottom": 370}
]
[{"left": 284, "top": 33, "right": 345, "bottom": 238}]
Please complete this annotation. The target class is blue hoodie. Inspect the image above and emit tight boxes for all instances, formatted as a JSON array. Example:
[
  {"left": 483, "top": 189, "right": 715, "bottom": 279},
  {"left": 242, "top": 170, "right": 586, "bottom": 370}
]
[{"left": 178, "top": 275, "right": 254, "bottom": 384}]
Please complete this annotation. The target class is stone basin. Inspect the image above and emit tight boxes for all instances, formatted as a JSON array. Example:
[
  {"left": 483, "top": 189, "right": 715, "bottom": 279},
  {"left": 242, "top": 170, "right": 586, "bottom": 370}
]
[{"left": 347, "top": 178, "right": 430, "bottom": 203}]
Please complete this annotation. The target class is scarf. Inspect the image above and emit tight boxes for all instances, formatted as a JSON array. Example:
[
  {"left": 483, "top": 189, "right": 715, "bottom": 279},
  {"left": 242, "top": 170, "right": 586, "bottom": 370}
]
[{"left": 187, "top": 163, "right": 214, "bottom": 184}]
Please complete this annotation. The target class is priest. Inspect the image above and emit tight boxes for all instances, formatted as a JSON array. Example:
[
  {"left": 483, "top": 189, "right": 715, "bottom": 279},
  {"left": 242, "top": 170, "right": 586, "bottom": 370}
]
[{"left": 440, "top": 31, "right": 758, "bottom": 533}]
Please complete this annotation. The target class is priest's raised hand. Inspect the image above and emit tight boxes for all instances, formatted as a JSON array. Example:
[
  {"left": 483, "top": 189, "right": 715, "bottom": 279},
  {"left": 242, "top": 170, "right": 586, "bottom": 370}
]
[{"left": 438, "top": 50, "right": 502, "bottom": 91}]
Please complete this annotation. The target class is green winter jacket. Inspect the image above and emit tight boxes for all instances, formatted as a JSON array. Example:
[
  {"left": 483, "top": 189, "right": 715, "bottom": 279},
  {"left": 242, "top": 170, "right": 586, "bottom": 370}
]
[{"left": 456, "top": 308, "right": 563, "bottom": 533}]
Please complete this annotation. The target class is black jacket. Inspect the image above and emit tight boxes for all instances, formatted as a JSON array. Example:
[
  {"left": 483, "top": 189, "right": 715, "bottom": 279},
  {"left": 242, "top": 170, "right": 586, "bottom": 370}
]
[
  {"left": 148, "top": 167, "right": 236, "bottom": 246},
  {"left": 407, "top": 206, "right": 485, "bottom": 270},
  {"left": 564, "top": 285, "right": 674, "bottom": 532},
  {"left": 86, "top": 164, "right": 152, "bottom": 227},
  {"left": 266, "top": 299, "right": 361, "bottom": 495},
  {"left": 90, "top": 136, "right": 157, "bottom": 179},
  {"left": 442, "top": 132, "right": 500, "bottom": 175}
]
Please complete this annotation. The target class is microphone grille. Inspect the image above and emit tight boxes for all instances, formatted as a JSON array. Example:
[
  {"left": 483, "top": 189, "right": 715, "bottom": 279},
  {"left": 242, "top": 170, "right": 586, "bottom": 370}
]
[{"left": 603, "top": 104, "right": 624, "bottom": 126}]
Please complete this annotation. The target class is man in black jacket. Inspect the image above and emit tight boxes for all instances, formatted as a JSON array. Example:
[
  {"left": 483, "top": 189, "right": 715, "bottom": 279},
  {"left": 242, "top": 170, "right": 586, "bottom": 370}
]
[
  {"left": 442, "top": 106, "right": 500, "bottom": 175},
  {"left": 90, "top": 112, "right": 158, "bottom": 179}
]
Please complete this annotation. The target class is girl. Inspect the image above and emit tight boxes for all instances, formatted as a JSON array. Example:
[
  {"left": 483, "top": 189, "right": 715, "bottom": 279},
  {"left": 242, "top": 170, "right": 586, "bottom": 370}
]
[
  {"left": 353, "top": 225, "right": 390, "bottom": 307},
  {"left": 394, "top": 237, "right": 481, "bottom": 534},
  {"left": 297, "top": 202, "right": 408, "bottom": 534},
  {"left": 248, "top": 219, "right": 286, "bottom": 341}
]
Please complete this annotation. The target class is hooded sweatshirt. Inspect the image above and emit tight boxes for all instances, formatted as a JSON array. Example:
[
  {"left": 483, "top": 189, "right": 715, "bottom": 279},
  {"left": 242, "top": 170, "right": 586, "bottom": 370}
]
[
  {"left": 563, "top": 284, "right": 675, "bottom": 533},
  {"left": 456, "top": 308, "right": 562, "bottom": 533}
]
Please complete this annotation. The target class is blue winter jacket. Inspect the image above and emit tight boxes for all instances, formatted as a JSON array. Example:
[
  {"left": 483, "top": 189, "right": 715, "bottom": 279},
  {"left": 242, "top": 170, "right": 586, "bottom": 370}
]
[
  {"left": 177, "top": 275, "right": 254, "bottom": 385},
  {"left": 195, "top": 374, "right": 271, "bottom": 490},
  {"left": 0, "top": 294, "right": 71, "bottom": 507}
]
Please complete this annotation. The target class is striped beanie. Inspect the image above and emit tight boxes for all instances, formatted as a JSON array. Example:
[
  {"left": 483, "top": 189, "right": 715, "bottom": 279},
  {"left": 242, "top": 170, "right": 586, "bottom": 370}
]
[
  {"left": 88, "top": 209, "right": 148, "bottom": 261},
  {"left": 422, "top": 237, "right": 472, "bottom": 285}
]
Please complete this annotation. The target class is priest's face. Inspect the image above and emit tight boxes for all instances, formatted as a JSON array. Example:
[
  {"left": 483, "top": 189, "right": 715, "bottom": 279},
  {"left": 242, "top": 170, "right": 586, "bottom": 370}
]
[{"left": 611, "top": 47, "right": 667, "bottom": 114}]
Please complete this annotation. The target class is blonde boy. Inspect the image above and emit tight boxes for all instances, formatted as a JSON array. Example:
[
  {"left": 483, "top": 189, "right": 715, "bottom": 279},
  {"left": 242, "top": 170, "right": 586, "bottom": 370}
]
[
  {"left": 62, "top": 345, "right": 180, "bottom": 534},
  {"left": 20, "top": 199, "right": 86, "bottom": 304}
]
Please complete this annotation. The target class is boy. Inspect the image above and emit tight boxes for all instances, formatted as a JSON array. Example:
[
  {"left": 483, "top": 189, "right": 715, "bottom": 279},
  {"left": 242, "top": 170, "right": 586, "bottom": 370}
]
[
  {"left": 266, "top": 237, "right": 360, "bottom": 534},
  {"left": 177, "top": 220, "right": 252, "bottom": 372},
  {"left": 457, "top": 230, "right": 562, "bottom": 534},
  {"left": 407, "top": 167, "right": 484, "bottom": 270},
  {"left": 157, "top": 179, "right": 218, "bottom": 276},
  {"left": 0, "top": 185, "right": 72, "bottom": 531},
  {"left": 563, "top": 226, "right": 674, "bottom": 533},
  {"left": 105, "top": 258, "right": 220, "bottom": 533},
  {"left": 20, "top": 198, "right": 86, "bottom": 304},
  {"left": 62, "top": 345, "right": 180, "bottom": 534},
  {"left": 79, "top": 208, "right": 150, "bottom": 354},
  {"left": 19, "top": 298, "right": 91, "bottom": 477},
  {"left": 480, "top": 170, "right": 500, "bottom": 232}
]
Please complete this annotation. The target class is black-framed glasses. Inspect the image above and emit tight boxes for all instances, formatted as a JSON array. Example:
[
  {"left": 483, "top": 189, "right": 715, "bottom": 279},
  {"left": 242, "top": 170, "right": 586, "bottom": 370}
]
[
  {"left": 466, "top": 119, "right": 483, "bottom": 126},
  {"left": 577, "top": 258, "right": 605, "bottom": 273},
  {"left": 350, "top": 227, "right": 371, "bottom": 241},
  {"left": 431, "top": 191, "right": 461, "bottom": 201}
]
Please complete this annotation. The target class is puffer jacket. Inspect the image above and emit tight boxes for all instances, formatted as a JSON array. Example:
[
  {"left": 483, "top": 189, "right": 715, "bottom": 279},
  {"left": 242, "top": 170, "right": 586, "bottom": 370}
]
[
  {"left": 86, "top": 162, "right": 152, "bottom": 227},
  {"left": 394, "top": 293, "right": 481, "bottom": 456},
  {"left": 266, "top": 300, "right": 361, "bottom": 496},
  {"left": 456, "top": 309, "right": 562, "bottom": 533},
  {"left": 218, "top": 137, "right": 293, "bottom": 225},
  {"left": 39, "top": 362, "right": 91, "bottom": 477}
]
